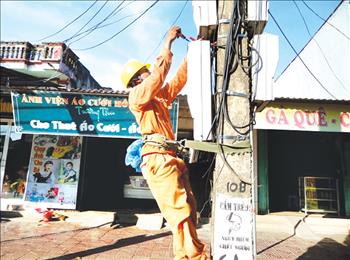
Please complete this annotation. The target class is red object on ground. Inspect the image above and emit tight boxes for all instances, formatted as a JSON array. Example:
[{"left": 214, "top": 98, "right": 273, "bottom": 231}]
[{"left": 42, "top": 210, "right": 54, "bottom": 222}]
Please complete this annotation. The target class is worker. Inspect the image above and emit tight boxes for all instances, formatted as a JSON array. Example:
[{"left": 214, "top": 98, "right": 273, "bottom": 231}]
[{"left": 120, "top": 26, "right": 209, "bottom": 260}]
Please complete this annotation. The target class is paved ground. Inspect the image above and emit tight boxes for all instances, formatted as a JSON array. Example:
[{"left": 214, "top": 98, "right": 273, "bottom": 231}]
[{"left": 1, "top": 210, "right": 349, "bottom": 260}]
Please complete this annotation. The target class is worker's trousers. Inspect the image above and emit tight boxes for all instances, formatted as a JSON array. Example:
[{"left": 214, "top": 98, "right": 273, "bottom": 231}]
[{"left": 141, "top": 153, "right": 209, "bottom": 260}]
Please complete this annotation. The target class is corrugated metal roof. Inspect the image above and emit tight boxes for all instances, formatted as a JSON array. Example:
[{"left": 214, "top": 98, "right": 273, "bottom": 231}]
[
  {"left": 0, "top": 66, "right": 128, "bottom": 96},
  {"left": 274, "top": 1, "right": 350, "bottom": 101},
  {"left": 274, "top": 97, "right": 350, "bottom": 105},
  {"left": 7, "top": 86, "right": 129, "bottom": 96}
]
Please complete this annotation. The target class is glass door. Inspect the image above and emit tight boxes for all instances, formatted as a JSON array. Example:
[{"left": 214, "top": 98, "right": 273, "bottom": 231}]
[
  {"left": 1, "top": 119, "right": 32, "bottom": 199},
  {"left": 0, "top": 119, "right": 12, "bottom": 196}
]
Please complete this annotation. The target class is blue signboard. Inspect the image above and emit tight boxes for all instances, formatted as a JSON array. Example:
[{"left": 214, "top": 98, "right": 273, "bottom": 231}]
[{"left": 11, "top": 91, "right": 178, "bottom": 138}]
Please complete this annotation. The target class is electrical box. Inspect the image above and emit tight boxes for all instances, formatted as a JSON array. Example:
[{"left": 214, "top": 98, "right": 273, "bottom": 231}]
[
  {"left": 192, "top": 1, "right": 217, "bottom": 40},
  {"left": 186, "top": 40, "right": 212, "bottom": 141},
  {"left": 247, "top": 0, "right": 269, "bottom": 34},
  {"left": 192, "top": 1, "right": 217, "bottom": 28},
  {"left": 251, "top": 33, "right": 279, "bottom": 101}
]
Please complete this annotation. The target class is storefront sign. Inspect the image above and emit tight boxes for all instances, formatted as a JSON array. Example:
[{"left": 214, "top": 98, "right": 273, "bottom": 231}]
[
  {"left": 213, "top": 194, "right": 253, "bottom": 260},
  {"left": 255, "top": 103, "right": 350, "bottom": 132},
  {"left": 11, "top": 91, "right": 178, "bottom": 138},
  {"left": 24, "top": 134, "right": 82, "bottom": 209}
]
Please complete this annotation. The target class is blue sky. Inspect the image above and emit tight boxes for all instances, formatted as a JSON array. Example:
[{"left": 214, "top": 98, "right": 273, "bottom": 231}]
[{"left": 0, "top": 0, "right": 342, "bottom": 90}]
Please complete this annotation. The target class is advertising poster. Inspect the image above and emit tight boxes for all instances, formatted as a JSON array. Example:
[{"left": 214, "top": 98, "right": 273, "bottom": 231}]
[
  {"left": 213, "top": 194, "right": 254, "bottom": 260},
  {"left": 24, "top": 134, "right": 82, "bottom": 209}
]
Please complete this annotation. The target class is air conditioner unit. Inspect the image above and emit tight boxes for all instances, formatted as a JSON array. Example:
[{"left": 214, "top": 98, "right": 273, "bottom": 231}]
[
  {"left": 247, "top": 0, "right": 269, "bottom": 35},
  {"left": 186, "top": 40, "right": 212, "bottom": 141},
  {"left": 251, "top": 33, "right": 279, "bottom": 101}
]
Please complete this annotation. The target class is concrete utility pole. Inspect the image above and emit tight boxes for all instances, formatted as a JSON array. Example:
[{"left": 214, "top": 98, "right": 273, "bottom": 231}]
[{"left": 212, "top": 0, "right": 255, "bottom": 259}]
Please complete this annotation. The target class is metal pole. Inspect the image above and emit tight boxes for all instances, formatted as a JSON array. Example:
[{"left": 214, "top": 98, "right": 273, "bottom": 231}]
[{"left": 304, "top": 177, "right": 308, "bottom": 215}]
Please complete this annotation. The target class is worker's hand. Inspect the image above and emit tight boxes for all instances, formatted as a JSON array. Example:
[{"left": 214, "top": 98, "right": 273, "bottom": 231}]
[
  {"left": 164, "top": 26, "right": 182, "bottom": 51},
  {"left": 167, "top": 26, "right": 182, "bottom": 42}
]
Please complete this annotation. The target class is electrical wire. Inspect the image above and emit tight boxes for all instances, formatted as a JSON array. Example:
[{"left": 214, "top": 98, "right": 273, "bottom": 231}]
[
  {"left": 250, "top": 44, "right": 264, "bottom": 102},
  {"left": 67, "top": 0, "right": 110, "bottom": 43},
  {"left": 268, "top": 10, "right": 338, "bottom": 100},
  {"left": 209, "top": 2, "right": 239, "bottom": 139},
  {"left": 35, "top": 1, "right": 99, "bottom": 41},
  {"left": 86, "top": 12, "right": 141, "bottom": 33},
  {"left": 74, "top": 0, "right": 159, "bottom": 51},
  {"left": 211, "top": 0, "right": 254, "bottom": 184},
  {"left": 302, "top": 0, "right": 350, "bottom": 41},
  {"left": 293, "top": 1, "right": 349, "bottom": 94},
  {"left": 65, "top": 0, "right": 134, "bottom": 45},
  {"left": 64, "top": 0, "right": 127, "bottom": 44},
  {"left": 145, "top": 0, "right": 189, "bottom": 62},
  {"left": 218, "top": 0, "right": 253, "bottom": 136}
]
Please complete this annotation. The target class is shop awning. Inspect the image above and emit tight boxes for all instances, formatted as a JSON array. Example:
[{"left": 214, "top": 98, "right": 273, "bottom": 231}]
[{"left": 273, "top": 1, "right": 350, "bottom": 101}]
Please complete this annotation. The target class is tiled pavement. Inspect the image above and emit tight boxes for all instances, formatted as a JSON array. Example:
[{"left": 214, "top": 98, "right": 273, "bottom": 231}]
[
  {"left": 1, "top": 210, "right": 350, "bottom": 260},
  {"left": 1, "top": 220, "right": 174, "bottom": 260},
  {"left": 256, "top": 231, "right": 350, "bottom": 260}
]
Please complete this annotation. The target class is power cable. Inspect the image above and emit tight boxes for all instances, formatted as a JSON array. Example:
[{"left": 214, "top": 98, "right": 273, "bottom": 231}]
[
  {"left": 219, "top": 0, "right": 253, "bottom": 136},
  {"left": 35, "top": 1, "right": 98, "bottom": 41},
  {"left": 86, "top": 12, "right": 141, "bottom": 33},
  {"left": 67, "top": 0, "right": 110, "bottom": 43},
  {"left": 212, "top": 0, "right": 253, "bottom": 184},
  {"left": 64, "top": 0, "right": 127, "bottom": 44},
  {"left": 74, "top": 0, "right": 159, "bottom": 51},
  {"left": 145, "top": 0, "right": 189, "bottom": 62},
  {"left": 302, "top": 0, "right": 350, "bottom": 41},
  {"left": 293, "top": 1, "right": 349, "bottom": 94},
  {"left": 65, "top": 0, "right": 135, "bottom": 45},
  {"left": 268, "top": 10, "right": 338, "bottom": 100}
]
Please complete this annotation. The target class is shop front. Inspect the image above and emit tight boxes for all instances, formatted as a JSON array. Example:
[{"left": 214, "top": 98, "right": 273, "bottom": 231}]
[
  {"left": 1, "top": 89, "right": 181, "bottom": 211},
  {"left": 254, "top": 101, "right": 350, "bottom": 216},
  {"left": 1, "top": 96, "right": 33, "bottom": 209}
]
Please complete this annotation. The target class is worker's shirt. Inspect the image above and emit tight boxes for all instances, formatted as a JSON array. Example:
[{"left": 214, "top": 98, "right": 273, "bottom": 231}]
[{"left": 128, "top": 48, "right": 187, "bottom": 155}]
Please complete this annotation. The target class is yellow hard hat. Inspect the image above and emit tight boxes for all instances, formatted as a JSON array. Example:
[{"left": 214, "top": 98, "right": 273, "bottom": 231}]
[{"left": 120, "top": 59, "right": 150, "bottom": 88}]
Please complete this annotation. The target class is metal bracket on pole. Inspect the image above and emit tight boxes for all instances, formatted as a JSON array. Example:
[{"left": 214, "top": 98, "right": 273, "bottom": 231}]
[
  {"left": 217, "top": 134, "right": 250, "bottom": 142},
  {"left": 226, "top": 90, "right": 250, "bottom": 98},
  {"left": 215, "top": 90, "right": 250, "bottom": 98},
  {"left": 217, "top": 34, "right": 228, "bottom": 39},
  {"left": 219, "top": 18, "right": 231, "bottom": 24}
]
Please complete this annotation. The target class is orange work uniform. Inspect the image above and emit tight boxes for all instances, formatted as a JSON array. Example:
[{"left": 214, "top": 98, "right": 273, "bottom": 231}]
[{"left": 128, "top": 48, "right": 209, "bottom": 260}]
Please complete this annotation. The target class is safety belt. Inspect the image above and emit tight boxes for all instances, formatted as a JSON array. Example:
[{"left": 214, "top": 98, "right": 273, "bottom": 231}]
[
  {"left": 143, "top": 133, "right": 251, "bottom": 154},
  {"left": 182, "top": 139, "right": 251, "bottom": 154}
]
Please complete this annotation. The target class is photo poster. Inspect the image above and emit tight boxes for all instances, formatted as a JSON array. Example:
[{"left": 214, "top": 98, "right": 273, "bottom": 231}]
[{"left": 24, "top": 134, "right": 82, "bottom": 209}]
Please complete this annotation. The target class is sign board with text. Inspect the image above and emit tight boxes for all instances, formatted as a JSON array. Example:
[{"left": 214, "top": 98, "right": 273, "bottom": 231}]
[
  {"left": 11, "top": 91, "right": 178, "bottom": 138},
  {"left": 213, "top": 194, "right": 254, "bottom": 260},
  {"left": 254, "top": 102, "right": 350, "bottom": 133}
]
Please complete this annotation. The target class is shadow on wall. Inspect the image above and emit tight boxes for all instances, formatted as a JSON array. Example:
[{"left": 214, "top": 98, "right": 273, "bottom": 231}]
[{"left": 297, "top": 234, "right": 350, "bottom": 260}]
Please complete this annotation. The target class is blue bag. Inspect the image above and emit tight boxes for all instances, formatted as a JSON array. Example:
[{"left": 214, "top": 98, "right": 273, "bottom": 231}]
[{"left": 125, "top": 139, "right": 144, "bottom": 172}]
